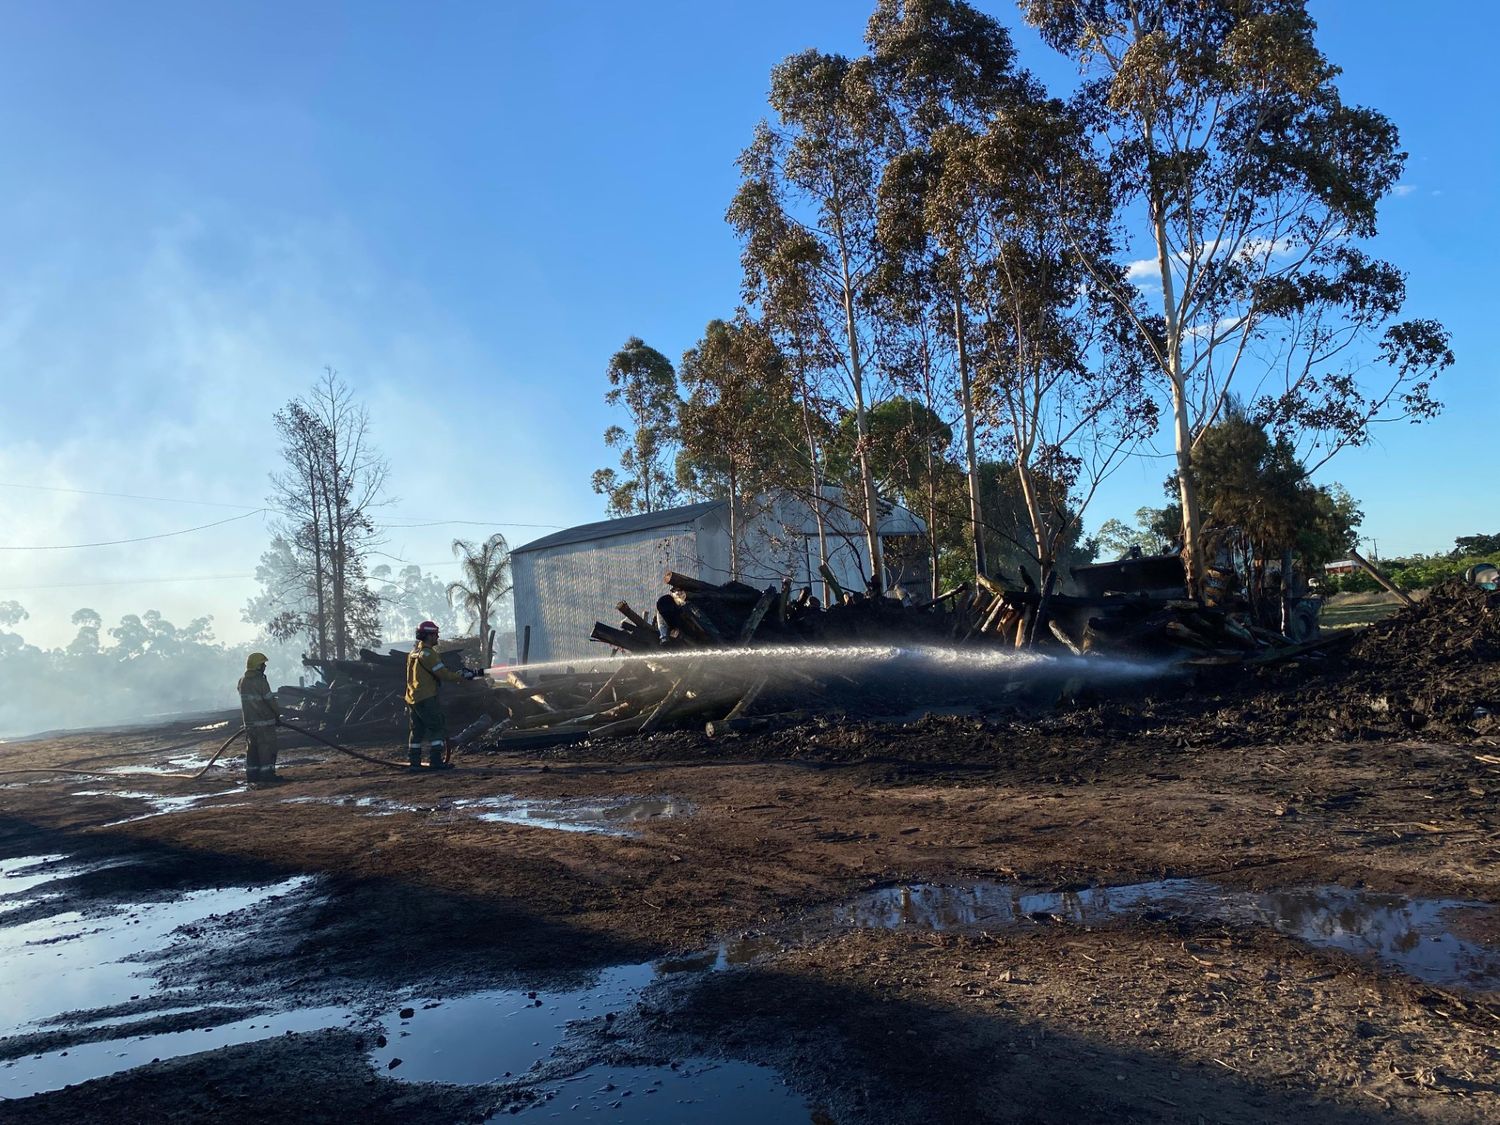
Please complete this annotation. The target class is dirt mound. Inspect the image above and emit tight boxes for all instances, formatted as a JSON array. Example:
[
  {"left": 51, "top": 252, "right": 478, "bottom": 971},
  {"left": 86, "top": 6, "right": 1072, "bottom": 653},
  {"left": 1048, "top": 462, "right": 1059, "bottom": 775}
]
[{"left": 1347, "top": 580, "right": 1500, "bottom": 670}]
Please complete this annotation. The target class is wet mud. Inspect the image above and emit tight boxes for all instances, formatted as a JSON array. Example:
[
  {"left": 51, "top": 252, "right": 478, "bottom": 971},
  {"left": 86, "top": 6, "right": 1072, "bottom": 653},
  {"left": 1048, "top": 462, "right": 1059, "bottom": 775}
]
[{"left": 0, "top": 587, "right": 1498, "bottom": 1121}]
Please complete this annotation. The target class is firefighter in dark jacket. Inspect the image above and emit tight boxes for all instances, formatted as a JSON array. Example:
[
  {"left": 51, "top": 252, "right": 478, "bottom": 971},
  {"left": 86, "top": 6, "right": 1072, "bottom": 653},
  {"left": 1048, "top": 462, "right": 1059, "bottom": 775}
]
[
  {"left": 237, "top": 652, "right": 283, "bottom": 784},
  {"left": 405, "top": 621, "right": 474, "bottom": 769}
]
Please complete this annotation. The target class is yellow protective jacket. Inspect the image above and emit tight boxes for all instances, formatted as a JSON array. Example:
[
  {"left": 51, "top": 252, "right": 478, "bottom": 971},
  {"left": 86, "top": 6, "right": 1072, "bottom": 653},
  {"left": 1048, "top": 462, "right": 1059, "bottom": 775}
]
[
  {"left": 405, "top": 643, "right": 465, "bottom": 705},
  {"left": 237, "top": 669, "right": 281, "bottom": 727}
]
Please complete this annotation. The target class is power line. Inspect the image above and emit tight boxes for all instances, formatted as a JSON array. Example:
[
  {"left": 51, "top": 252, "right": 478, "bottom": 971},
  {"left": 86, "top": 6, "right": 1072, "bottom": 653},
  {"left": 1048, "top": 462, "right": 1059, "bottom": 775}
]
[
  {"left": 379, "top": 519, "right": 565, "bottom": 529},
  {"left": 0, "top": 480, "right": 564, "bottom": 532},
  {"left": 0, "top": 558, "right": 469, "bottom": 593},
  {"left": 0, "top": 510, "right": 268, "bottom": 551},
  {"left": 0, "top": 481, "right": 263, "bottom": 510},
  {"left": 0, "top": 573, "right": 256, "bottom": 592}
]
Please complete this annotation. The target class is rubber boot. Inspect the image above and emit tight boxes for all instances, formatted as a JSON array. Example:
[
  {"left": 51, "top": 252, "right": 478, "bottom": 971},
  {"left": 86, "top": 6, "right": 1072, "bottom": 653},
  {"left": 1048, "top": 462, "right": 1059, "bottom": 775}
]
[
  {"left": 408, "top": 746, "right": 424, "bottom": 772},
  {"left": 427, "top": 744, "right": 453, "bottom": 770}
]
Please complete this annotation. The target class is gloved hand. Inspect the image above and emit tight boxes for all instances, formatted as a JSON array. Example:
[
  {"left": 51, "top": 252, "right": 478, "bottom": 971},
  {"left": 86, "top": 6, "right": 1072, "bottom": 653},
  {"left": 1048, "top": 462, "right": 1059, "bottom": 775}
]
[{"left": 461, "top": 668, "right": 477, "bottom": 681}]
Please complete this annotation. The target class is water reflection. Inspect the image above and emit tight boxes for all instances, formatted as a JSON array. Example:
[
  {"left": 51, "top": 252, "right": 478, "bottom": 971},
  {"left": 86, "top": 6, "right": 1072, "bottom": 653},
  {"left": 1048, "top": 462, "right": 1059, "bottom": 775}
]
[{"left": 844, "top": 878, "right": 1500, "bottom": 989}]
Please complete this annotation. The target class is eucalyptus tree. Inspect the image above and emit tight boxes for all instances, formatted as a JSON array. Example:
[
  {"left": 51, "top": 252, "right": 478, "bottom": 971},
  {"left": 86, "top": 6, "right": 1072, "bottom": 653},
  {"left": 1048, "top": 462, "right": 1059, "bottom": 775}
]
[
  {"left": 1022, "top": 0, "right": 1451, "bottom": 595},
  {"left": 676, "top": 315, "right": 798, "bottom": 579},
  {"left": 959, "top": 91, "right": 1156, "bottom": 588},
  {"left": 591, "top": 338, "right": 681, "bottom": 517},
  {"left": 728, "top": 49, "right": 897, "bottom": 590},
  {"left": 868, "top": 0, "right": 1022, "bottom": 580}
]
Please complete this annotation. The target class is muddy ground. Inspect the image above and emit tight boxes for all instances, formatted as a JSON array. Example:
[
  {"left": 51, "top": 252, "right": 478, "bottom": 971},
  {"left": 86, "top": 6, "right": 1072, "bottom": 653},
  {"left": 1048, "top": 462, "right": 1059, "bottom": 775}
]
[{"left": 2, "top": 585, "right": 1498, "bottom": 1123}]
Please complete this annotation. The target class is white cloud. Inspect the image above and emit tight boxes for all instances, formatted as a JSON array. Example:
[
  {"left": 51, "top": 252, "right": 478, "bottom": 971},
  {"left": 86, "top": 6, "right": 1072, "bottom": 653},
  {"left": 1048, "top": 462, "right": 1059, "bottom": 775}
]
[
  {"left": 1237, "top": 237, "right": 1296, "bottom": 262},
  {"left": 1393, "top": 183, "right": 1418, "bottom": 197},
  {"left": 1184, "top": 315, "right": 1246, "bottom": 341}
]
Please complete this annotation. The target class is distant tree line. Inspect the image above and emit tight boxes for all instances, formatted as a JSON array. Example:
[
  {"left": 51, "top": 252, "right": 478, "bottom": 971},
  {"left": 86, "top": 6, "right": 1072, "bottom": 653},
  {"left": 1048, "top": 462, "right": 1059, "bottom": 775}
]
[
  {"left": 0, "top": 601, "right": 257, "bottom": 736},
  {"left": 593, "top": 0, "right": 1450, "bottom": 602}
]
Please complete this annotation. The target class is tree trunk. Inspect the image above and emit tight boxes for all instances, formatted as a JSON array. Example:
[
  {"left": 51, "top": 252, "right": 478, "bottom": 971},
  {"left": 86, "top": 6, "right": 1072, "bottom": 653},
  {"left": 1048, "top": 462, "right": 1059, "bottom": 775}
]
[
  {"left": 307, "top": 458, "right": 328, "bottom": 662},
  {"left": 843, "top": 289, "right": 883, "bottom": 593},
  {"left": 728, "top": 464, "right": 739, "bottom": 581},
  {"left": 796, "top": 364, "right": 832, "bottom": 604},
  {"left": 1170, "top": 377, "right": 1204, "bottom": 600},
  {"left": 954, "top": 288, "right": 986, "bottom": 580},
  {"left": 1148, "top": 174, "right": 1203, "bottom": 600}
]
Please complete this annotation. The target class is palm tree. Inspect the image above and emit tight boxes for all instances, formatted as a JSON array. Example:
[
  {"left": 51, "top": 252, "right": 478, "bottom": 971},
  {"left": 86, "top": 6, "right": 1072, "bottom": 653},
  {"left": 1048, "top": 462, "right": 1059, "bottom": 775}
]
[{"left": 446, "top": 533, "right": 512, "bottom": 666}]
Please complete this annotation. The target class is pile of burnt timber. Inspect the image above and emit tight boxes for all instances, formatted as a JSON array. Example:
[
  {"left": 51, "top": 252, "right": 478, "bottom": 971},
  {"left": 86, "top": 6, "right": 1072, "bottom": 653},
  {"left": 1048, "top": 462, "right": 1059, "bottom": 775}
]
[
  {"left": 591, "top": 569, "right": 976, "bottom": 652},
  {"left": 591, "top": 565, "right": 1314, "bottom": 664},
  {"left": 482, "top": 562, "right": 1325, "bottom": 749},
  {"left": 286, "top": 646, "right": 496, "bottom": 732}
]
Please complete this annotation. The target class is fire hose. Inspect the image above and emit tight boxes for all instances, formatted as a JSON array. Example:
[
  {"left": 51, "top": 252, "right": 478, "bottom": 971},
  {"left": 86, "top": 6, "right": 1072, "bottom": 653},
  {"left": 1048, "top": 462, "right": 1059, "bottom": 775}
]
[
  {"left": 0, "top": 724, "right": 251, "bottom": 782},
  {"left": 271, "top": 716, "right": 409, "bottom": 771},
  {"left": 0, "top": 714, "right": 494, "bottom": 781}
]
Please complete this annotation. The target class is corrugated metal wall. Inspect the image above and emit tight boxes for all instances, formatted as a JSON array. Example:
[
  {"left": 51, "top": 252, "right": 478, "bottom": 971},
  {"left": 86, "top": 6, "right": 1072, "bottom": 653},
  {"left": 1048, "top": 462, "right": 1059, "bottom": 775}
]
[
  {"left": 509, "top": 495, "right": 927, "bottom": 663},
  {"left": 511, "top": 525, "right": 701, "bottom": 664}
]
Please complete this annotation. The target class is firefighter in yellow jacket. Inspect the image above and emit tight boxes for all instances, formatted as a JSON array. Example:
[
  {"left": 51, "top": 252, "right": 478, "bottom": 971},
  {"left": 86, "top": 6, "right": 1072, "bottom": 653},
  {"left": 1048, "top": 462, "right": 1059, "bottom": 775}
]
[
  {"left": 405, "top": 621, "right": 475, "bottom": 770},
  {"left": 237, "top": 652, "right": 283, "bottom": 784}
]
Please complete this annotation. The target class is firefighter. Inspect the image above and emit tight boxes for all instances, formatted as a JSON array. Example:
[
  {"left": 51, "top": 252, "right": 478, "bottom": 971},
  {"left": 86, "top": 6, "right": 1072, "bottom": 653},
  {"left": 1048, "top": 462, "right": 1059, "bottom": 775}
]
[
  {"left": 237, "top": 652, "right": 283, "bottom": 784},
  {"left": 405, "top": 621, "right": 475, "bottom": 770}
]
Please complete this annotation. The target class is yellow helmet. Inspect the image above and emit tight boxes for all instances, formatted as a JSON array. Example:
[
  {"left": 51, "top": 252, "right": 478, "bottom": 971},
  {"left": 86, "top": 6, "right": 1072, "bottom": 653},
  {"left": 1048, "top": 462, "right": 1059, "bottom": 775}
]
[{"left": 246, "top": 651, "right": 269, "bottom": 671}]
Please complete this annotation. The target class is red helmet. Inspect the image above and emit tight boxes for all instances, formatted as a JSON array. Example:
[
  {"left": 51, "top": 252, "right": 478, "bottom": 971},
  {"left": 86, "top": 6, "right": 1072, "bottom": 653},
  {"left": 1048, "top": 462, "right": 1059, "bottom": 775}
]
[{"left": 416, "top": 621, "right": 440, "bottom": 641}]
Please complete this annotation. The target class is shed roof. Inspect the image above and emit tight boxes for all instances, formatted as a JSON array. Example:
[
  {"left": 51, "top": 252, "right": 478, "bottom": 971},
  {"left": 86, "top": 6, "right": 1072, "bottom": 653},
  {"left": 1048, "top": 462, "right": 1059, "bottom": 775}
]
[{"left": 512, "top": 500, "right": 724, "bottom": 556}]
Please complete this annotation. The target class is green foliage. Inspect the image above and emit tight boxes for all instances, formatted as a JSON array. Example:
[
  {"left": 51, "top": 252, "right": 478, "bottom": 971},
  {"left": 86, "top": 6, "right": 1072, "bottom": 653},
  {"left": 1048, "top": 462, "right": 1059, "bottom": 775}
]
[
  {"left": 1452, "top": 532, "right": 1500, "bottom": 559},
  {"left": 593, "top": 338, "right": 681, "bottom": 517},
  {"left": 1386, "top": 554, "right": 1493, "bottom": 592},
  {"left": 825, "top": 396, "right": 954, "bottom": 508},
  {"left": 1168, "top": 410, "right": 1361, "bottom": 570},
  {"left": 1095, "top": 507, "right": 1174, "bottom": 560},
  {"left": 1021, "top": 0, "right": 1451, "bottom": 591},
  {"left": 977, "top": 461, "right": 1094, "bottom": 582},
  {"left": 675, "top": 315, "right": 799, "bottom": 505}
]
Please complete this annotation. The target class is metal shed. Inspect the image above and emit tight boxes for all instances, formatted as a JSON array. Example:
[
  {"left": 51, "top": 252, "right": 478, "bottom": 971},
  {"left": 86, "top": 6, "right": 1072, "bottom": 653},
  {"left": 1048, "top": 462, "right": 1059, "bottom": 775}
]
[{"left": 509, "top": 494, "right": 925, "bottom": 664}]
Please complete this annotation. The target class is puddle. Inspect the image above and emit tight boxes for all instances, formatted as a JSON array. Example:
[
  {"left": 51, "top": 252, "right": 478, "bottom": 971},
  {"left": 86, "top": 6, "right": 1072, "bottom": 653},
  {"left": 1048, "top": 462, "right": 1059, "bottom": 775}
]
[
  {"left": 0, "top": 866, "right": 338, "bottom": 1099},
  {"left": 0, "top": 1006, "right": 354, "bottom": 1100},
  {"left": 371, "top": 962, "right": 655, "bottom": 1084},
  {"left": 371, "top": 936, "right": 779, "bottom": 1086},
  {"left": 281, "top": 794, "right": 422, "bottom": 817},
  {"left": 72, "top": 788, "right": 244, "bottom": 825},
  {"left": 654, "top": 935, "right": 782, "bottom": 975},
  {"left": 280, "top": 794, "right": 690, "bottom": 836},
  {"left": 0, "top": 873, "right": 317, "bottom": 1039},
  {"left": 844, "top": 879, "right": 1500, "bottom": 990},
  {"left": 0, "top": 854, "right": 75, "bottom": 895},
  {"left": 0, "top": 851, "right": 793, "bottom": 1104},
  {"left": 0, "top": 854, "right": 138, "bottom": 899},
  {"left": 102, "top": 754, "right": 220, "bottom": 777},
  {"left": 512, "top": 1058, "right": 812, "bottom": 1123},
  {"left": 451, "top": 796, "right": 688, "bottom": 835}
]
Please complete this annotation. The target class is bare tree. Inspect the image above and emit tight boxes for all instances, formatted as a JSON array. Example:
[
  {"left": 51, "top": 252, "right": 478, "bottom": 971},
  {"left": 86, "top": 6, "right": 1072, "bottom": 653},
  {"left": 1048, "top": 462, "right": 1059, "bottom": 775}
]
[{"left": 261, "top": 368, "right": 388, "bottom": 660}]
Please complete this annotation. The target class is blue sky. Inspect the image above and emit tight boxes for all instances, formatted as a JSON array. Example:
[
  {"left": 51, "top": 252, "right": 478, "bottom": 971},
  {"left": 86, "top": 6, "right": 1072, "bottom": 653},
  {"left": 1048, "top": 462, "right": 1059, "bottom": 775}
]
[{"left": 0, "top": 1, "right": 1493, "bottom": 647}]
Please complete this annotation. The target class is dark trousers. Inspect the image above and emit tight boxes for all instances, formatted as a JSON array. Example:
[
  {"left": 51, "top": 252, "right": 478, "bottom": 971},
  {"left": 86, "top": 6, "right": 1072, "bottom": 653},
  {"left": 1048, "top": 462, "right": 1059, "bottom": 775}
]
[
  {"left": 246, "top": 726, "right": 278, "bottom": 780},
  {"left": 407, "top": 697, "right": 448, "bottom": 765}
]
